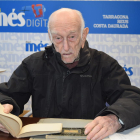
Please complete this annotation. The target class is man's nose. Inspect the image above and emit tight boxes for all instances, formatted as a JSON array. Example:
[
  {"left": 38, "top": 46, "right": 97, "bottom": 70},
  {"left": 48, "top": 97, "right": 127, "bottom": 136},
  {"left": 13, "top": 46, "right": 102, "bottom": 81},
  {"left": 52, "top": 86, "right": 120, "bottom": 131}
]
[{"left": 63, "top": 39, "right": 69, "bottom": 51}]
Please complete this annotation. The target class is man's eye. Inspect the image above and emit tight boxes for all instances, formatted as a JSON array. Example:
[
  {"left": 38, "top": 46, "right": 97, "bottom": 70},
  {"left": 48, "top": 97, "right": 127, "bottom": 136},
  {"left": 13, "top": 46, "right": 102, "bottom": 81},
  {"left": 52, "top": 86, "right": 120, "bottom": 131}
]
[
  {"left": 56, "top": 37, "right": 61, "bottom": 39},
  {"left": 68, "top": 35, "right": 76, "bottom": 41},
  {"left": 70, "top": 36, "right": 75, "bottom": 38},
  {"left": 53, "top": 36, "right": 63, "bottom": 43}
]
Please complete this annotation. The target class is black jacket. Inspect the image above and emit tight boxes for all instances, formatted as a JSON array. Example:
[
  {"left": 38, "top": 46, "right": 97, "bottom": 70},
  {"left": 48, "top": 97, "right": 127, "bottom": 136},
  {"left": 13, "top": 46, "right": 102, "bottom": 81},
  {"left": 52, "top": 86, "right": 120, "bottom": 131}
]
[{"left": 0, "top": 41, "right": 140, "bottom": 131}]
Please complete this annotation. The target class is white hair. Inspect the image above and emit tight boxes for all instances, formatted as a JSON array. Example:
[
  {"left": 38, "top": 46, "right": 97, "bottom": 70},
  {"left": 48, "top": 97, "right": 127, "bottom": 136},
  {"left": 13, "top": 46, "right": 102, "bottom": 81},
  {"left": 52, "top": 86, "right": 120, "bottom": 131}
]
[{"left": 47, "top": 8, "right": 85, "bottom": 41}]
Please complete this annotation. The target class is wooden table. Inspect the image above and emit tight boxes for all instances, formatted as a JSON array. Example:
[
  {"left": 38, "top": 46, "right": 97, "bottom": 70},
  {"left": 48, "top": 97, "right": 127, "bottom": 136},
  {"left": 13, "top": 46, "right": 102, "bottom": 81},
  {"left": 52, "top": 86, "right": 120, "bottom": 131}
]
[{"left": 0, "top": 117, "right": 40, "bottom": 140}]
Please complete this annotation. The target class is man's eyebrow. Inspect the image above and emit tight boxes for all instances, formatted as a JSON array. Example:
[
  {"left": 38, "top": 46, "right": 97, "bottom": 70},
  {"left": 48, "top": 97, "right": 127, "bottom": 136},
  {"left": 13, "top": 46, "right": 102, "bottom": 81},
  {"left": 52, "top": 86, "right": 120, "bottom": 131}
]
[
  {"left": 69, "top": 31, "right": 77, "bottom": 34},
  {"left": 70, "top": 31, "right": 76, "bottom": 33},
  {"left": 51, "top": 30, "right": 77, "bottom": 34},
  {"left": 50, "top": 30, "right": 77, "bottom": 37},
  {"left": 51, "top": 31, "right": 58, "bottom": 34}
]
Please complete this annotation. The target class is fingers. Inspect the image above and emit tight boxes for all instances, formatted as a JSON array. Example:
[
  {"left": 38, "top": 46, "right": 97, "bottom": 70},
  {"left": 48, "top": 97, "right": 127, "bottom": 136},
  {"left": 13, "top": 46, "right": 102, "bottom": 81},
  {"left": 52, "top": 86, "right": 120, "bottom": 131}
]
[
  {"left": 85, "top": 120, "right": 98, "bottom": 134},
  {"left": 85, "top": 115, "right": 121, "bottom": 140},
  {"left": 0, "top": 104, "right": 12, "bottom": 134},
  {"left": 0, "top": 123, "right": 6, "bottom": 129},
  {"left": 0, "top": 128, "right": 9, "bottom": 134},
  {"left": 86, "top": 124, "right": 105, "bottom": 139},
  {"left": 86, "top": 125, "right": 111, "bottom": 140},
  {"left": 3, "top": 104, "right": 13, "bottom": 114},
  {"left": 0, "top": 124, "right": 9, "bottom": 134}
]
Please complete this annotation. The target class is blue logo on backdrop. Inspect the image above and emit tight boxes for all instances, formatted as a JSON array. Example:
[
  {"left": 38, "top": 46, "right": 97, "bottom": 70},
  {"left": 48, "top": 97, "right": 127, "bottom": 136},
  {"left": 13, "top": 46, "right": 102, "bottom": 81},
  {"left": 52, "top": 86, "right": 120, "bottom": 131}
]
[
  {"left": 0, "top": 4, "right": 46, "bottom": 27},
  {"left": 123, "top": 65, "right": 133, "bottom": 76},
  {"left": 0, "top": 3, "right": 47, "bottom": 32},
  {"left": 0, "top": 9, "right": 25, "bottom": 27},
  {"left": 26, "top": 41, "right": 49, "bottom": 52}
]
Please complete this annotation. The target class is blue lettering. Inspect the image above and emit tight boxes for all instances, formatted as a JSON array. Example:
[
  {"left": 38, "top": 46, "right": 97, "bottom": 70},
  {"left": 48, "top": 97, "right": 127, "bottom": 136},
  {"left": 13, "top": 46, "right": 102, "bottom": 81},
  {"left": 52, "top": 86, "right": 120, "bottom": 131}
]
[
  {"left": 26, "top": 41, "right": 49, "bottom": 52},
  {"left": 26, "top": 43, "right": 34, "bottom": 51},
  {"left": 127, "top": 67, "right": 133, "bottom": 76},
  {"left": 123, "top": 65, "right": 133, "bottom": 76}
]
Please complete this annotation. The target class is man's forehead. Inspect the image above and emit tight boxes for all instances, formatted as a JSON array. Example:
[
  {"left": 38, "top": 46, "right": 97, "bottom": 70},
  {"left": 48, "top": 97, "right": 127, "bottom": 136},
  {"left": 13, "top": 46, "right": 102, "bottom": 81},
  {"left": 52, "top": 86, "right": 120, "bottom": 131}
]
[
  {"left": 50, "top": 17, "right": 80, "bottom": 28},
  {"left": 51, "top": 30, "right": 78, "bottom": 35},
  {"left": 49, "top": 10, "right": 81, "bottom": 29}
]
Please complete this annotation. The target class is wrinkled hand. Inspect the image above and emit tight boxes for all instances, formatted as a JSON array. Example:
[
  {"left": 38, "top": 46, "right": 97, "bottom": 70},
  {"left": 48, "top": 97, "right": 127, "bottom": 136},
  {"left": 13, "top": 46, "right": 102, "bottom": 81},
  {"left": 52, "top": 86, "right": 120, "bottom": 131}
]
[
  {"left": 0, "top": 104, "right": 13, "bottom": 134},
  {"left": 84, "top": 114, "right": 122, "bottom": 140}
]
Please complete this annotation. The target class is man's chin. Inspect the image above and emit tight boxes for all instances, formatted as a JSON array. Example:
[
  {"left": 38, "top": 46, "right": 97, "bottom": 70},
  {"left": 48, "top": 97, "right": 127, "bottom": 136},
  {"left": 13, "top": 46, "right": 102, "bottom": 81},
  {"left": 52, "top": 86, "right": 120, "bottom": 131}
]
[{"left": 62, "top": 59, "right": 74, "bottom": 64}]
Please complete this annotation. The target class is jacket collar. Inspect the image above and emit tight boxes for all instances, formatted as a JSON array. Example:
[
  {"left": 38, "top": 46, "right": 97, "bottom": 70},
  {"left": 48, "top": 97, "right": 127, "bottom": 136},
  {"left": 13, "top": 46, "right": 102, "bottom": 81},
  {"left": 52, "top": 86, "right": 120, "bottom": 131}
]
[{"left": 77, "top": 40, "right": 90, "bottom": 67}]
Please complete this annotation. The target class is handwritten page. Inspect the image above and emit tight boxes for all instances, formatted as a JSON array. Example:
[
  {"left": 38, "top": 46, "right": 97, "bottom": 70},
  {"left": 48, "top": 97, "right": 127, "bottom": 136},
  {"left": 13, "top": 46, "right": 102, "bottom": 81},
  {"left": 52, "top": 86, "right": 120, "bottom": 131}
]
[{"left": 109, "top": 125, "right": 140, "bottom": 140}]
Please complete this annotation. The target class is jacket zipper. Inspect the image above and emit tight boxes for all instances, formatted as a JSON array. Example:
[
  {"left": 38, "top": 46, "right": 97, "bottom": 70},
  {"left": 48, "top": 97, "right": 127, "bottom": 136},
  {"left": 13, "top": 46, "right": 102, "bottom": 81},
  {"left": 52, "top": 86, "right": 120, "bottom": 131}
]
[
  {"left": 61, "top": 70, "right": 71, "bottom": 118},
  {"left": 62, "top": 70, "right": 71, "bottom": 82}
]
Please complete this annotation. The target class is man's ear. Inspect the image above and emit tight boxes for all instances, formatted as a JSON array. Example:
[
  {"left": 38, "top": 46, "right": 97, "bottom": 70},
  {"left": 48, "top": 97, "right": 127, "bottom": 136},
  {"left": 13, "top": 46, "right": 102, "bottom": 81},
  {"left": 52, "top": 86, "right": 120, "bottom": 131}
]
[{"left": 81, "top": 27, "right": 89, "bottom": 48}]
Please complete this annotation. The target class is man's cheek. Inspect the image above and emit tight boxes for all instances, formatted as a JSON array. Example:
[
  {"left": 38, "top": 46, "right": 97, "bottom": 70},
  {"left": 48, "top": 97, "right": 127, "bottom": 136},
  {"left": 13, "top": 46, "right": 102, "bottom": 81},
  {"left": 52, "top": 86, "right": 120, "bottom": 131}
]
[{"left": 55, "top": 48, "right": 61, "bottom": 53}]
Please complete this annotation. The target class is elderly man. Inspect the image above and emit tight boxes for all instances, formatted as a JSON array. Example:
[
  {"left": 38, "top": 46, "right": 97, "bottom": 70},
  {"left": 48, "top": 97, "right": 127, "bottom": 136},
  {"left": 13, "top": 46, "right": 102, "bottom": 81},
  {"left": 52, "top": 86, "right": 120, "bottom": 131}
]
[{"left": 0, "top": 8, "right": 140, "bottom": 140}]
